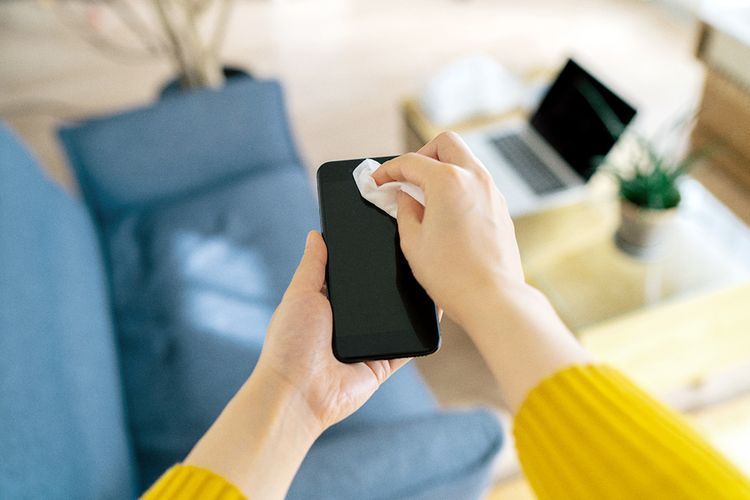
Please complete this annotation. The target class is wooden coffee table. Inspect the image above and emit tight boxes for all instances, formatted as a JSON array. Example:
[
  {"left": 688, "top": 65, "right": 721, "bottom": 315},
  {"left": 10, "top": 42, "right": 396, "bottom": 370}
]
[{"left": 404, "top": 96, "right": 750, "bottom": 493}]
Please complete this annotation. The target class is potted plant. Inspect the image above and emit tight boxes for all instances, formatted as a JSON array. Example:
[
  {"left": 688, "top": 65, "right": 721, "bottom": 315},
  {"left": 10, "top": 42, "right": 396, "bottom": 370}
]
[
  {"left": 578, "top": 80, "right": 706, "bottom": 258},
  {"left": 49, "top": 0, "right": 245, "bottom": 94},
  {"left": 607, "top": 136, "right": 703, "bottom": 258}
]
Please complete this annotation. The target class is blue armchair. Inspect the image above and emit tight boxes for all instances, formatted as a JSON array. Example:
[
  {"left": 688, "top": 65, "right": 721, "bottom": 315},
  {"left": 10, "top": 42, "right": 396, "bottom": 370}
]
[{"left": 0, "top": 77, "right": 501, "bottom": 499}]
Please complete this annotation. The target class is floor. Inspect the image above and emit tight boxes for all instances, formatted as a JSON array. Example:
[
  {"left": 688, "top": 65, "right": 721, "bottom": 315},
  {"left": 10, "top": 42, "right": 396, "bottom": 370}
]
[{"left": 3, "top": 0, "right": 738, "bottom": 497}]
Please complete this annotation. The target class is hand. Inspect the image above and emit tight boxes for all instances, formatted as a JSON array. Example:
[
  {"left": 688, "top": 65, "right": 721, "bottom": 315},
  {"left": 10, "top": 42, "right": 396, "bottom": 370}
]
[
  {"left": 184, "top": 231, "right": 410, "bottom": 500},
  {"left": 255, "top": 230, "right": 411, "bottom": 431},
  {"left": 374, "top": 132, "right": 590, "bottom": 411},
  {"left": 372, "top": 131, "right": 526, "bottom": 328}
]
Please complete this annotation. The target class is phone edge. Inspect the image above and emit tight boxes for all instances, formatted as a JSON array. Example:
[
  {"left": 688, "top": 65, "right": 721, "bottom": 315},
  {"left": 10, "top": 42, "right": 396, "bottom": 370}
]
[{"left": 316, "top": 159, "right": 441, "bottom": 364}]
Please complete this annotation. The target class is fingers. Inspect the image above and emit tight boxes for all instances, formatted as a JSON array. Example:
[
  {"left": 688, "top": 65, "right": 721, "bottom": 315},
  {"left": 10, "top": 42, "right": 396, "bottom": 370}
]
[
  {"left": 371, "top": 153, "right": 444, "bottom": 188},
  {"left": 287, "top": 231, "right": 327, "bottom": 294},
  {"left": 364, "top": 358, "right": 413, "bottom": 385},
  {"left": 396, "top": 191, "right": 423, "bottom": 248},
  {"left": 418, "top": 131, "right": 490, "bottom": 177},
  {"left": 417, "top": 131, "right": 473, "bottom": 163},
  {"left": 372, "top": 132, "right": 488, "bottom": 191},
  {"left": 387, "top": 357, "right": 412, "bottom": 375}
]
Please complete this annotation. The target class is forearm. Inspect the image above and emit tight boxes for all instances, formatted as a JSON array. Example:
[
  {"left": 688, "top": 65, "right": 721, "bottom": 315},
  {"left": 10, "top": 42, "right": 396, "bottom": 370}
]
[
  {"left": 514, "top": 364, "right": 750, "bottom": 498},
  {"left": 460, "top": 283, "right": 750, "bottom": 497},
  {"left": 458, "top": 280, "right": 590, "bottom": 412},
  {"left": 183, "top": 366, "right": 322, "bottom": 500}
]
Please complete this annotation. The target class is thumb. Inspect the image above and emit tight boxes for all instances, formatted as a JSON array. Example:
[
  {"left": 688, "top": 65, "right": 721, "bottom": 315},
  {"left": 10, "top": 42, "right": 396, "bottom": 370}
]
[
  {"left": 288, "top": 231, "right": 327, "bottom": 293},
  {"left": 396, "top": 191, "right": 423, "bottom": 255}
]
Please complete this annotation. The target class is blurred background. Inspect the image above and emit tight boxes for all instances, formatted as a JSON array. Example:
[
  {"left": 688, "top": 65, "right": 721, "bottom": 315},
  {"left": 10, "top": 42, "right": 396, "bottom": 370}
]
[
  {"left": 2, "top": 0, "right": 750, "bottom": 498},
  {"left": 0, "top": 0, "right": 713, "bottom": 186}
]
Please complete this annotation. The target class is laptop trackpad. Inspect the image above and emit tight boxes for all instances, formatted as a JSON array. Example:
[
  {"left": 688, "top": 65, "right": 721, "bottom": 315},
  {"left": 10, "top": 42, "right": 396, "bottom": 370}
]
[{"left": 490, "top": 134, "right": 566, "bottom": 195}]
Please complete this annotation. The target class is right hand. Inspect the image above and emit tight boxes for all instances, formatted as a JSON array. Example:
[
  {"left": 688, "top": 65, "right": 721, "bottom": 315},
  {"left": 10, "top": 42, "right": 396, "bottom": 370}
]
[
  {"left": 372, "top": 131, "right": 526, "bottom": 327},
  {"left": 376, "top": 132, "right": 590, "bottom": 411}
]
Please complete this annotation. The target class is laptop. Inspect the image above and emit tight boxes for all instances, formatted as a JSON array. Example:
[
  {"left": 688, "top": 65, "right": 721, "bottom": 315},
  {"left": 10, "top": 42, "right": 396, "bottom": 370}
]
[{"left": 461, "top": 59, "right": 637, "bottom": 216}]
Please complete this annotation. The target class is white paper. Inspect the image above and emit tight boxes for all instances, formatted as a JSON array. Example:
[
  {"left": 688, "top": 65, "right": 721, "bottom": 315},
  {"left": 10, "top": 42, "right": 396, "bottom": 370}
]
[{"left": 352, "top": 159, "right": 425, "bottom": 218}]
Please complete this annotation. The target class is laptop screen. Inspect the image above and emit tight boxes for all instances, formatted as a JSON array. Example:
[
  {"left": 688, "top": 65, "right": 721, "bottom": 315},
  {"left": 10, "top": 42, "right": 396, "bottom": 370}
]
[{"left": 530, "top": 59, "right": 637, "bottom": 180}]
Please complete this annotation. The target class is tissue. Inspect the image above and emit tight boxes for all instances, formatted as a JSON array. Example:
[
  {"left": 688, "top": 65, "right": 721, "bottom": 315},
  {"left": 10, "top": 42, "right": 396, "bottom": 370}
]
[{"left": 352, "top": 159, "right": 425, "bottom": 218}]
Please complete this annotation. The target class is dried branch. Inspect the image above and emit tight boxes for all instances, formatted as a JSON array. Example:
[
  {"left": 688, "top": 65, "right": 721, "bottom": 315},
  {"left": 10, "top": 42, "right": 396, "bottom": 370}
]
[
  {"left": 152, "top": 0, "right": 196, "bottom": 86},
  {"left": 107, "top": 0, "right": 167, "bottom": 55},
  {"left": 210, "top": 0, "right": 233, "bottom": 57},
  {"left": 51, "top": 0, "right": 234, "bottom": 89},
  {"left": 53, "top": 2, "right": 154, "bottom": 61}
]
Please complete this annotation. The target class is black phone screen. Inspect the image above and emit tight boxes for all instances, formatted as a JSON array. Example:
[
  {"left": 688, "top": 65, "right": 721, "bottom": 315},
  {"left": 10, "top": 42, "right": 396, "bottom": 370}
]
[{"left": 317, "top": 158, "right": 440, "bottom": 362}]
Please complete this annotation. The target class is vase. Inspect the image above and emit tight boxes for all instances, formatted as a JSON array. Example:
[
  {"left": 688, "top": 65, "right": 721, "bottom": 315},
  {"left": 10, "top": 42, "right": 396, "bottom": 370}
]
[
  {"left": 615, "top": 199, "right": 677, "bottom": 259},
  {"left": 158, "top": 66, "right": 253, "bottom": 100}
]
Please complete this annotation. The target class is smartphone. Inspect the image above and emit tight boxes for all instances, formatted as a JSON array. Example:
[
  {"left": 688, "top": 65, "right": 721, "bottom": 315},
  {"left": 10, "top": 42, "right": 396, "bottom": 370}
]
[{"left": 317, "top": 157, "right": 441, "bottom": 363}]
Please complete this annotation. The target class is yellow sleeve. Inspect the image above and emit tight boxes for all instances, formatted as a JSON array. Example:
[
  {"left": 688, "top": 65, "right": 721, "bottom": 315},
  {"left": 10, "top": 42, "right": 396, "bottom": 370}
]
[
  {"left": 141, "top": 464, "right": 246, "bottom": 500},
  {"left": 514, "top": 364, "right": 750, "bottom": 499}
]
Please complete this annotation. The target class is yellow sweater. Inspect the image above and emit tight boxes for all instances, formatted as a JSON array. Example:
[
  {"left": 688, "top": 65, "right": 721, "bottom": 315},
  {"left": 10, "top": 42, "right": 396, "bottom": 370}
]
[{"left": 142, "top": 365, "right": 750, "bottom": 499}]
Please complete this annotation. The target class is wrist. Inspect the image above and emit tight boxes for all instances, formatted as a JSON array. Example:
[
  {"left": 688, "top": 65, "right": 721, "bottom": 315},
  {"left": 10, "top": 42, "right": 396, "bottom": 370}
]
[
  {"left": 452, "top": 275, "right": 542, "bottom": 334},
  {"left": 465, "top": 280, "right": 567, "bottom": 341},
  {"left": 454, "top": 278, "right": 591, "bottom": 412},
  {"left": 184, "top": 367, "right": 321, "bottom": 499},
  {"left": 237, "top": 364, "right": 326, "bottom": 443}
]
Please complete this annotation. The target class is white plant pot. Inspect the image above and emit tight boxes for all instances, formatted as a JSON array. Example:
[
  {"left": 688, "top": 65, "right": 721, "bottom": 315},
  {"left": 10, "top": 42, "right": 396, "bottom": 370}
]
[{"left": 615, "top": 199, "right": 677, "bottom": 259}]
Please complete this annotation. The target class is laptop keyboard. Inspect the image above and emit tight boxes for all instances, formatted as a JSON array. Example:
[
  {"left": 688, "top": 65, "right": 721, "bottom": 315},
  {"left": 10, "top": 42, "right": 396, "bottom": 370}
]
[{"left": 490, "top": 134, "right": 566, "bottom": 195}]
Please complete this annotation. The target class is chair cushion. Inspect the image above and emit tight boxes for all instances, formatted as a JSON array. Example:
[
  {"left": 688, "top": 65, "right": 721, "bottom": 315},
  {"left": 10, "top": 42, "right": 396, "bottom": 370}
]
[
  {"left": 59, "top": 78, "right": 302, "bottom": 217},
  {"left": 57, "top": 79, "right": 502, "bottom": 495},
  {"left": 102, "top": 167, "right": 321, "bottom": 485},
  {"left": 0, "top": 123, "right": 136, "bottom": 499},
  {"left": 56, "top": 79, "right": 318, "bottom": 486},
  {"left": 76, "top": 164, "right": 445, "bottom": 488},
  {"left": 290, "top": 409, "right": 503, "bottom": 500}
]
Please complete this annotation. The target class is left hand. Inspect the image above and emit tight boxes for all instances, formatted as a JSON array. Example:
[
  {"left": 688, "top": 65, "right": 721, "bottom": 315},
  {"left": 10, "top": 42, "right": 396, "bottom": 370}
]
[
  {"left": 183, "top": 231, "right": 411, "bottom": 500},
  {"left": 255, "top": 230, "right": 411, "bottom": 432}
]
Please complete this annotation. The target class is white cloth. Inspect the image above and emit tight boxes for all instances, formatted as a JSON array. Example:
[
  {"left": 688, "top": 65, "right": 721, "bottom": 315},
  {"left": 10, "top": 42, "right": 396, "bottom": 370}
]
[{"left": 352, "top": 159, "right": 425, "bottom": 218}]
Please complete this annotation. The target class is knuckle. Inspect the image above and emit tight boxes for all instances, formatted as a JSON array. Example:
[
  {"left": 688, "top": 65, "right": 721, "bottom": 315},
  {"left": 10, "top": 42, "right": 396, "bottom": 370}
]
[
  {"left": 440, "top": 164, "right": 465, "bottom": 184},
  {"left": 497, "top": 191, "right": 508, "bottom": 208},
  {"left": 434, "top": 131, "right": 475, "bottom": 166},
  {"left": 474, "top": 166, "right": 493, "bottom": 185},
  {"left": 496, "top": 190, "right": 509, "bottom": 209},
  {"left": 402, "top": 152, "right": 421, "bottom": 163},
  {"left": 437, "top": 130, "right": 461, "bottom": 145}
]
